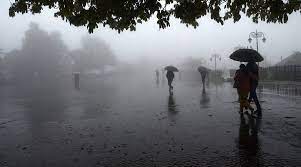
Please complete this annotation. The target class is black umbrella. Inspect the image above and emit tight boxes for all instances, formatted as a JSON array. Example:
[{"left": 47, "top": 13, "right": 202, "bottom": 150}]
[
  {"left": 230, "top": 49, "right": 264, "bottom": 62},
  {"left": 164, "top": 65, "right": 179, "bottom": 72}
]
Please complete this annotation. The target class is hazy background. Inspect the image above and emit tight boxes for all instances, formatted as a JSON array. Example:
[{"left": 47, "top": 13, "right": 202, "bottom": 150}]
[{"left": 1, "top": 0, "right": 301, "bottom": 69}]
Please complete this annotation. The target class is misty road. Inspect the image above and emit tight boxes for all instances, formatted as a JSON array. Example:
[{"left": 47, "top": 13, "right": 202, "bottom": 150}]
[{"left": 0, "top": 75, "right": 301, "bottom": 167}]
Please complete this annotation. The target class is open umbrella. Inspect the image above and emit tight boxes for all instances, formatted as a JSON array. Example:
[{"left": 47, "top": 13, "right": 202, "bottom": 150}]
[
  {"left": 164, "top": 65, "right": 179, "bottom": 72},
  {"left": 230, "top": 49, "right": 264, "bottom": 62},
  {"left": 197, "top": 66, "right": 209, "bottom": 73}
]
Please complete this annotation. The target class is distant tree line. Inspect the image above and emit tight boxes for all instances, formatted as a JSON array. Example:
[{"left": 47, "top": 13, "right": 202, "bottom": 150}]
[{"left": 0, "top": 22, "right": 117, "bottom": 83}]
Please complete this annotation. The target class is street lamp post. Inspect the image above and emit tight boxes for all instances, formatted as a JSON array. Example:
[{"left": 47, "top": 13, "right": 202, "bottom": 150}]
[
  {"left": 248, "top": 30, "right": 266, "bottom": 66},
  {"left": 248, "top": 30, "right": 266, "bottom": 53}
]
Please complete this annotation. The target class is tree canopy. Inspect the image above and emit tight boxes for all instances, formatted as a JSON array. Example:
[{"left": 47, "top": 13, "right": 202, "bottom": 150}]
[{"left": 9, "top": 0, "right": 301, "bottom": 33}]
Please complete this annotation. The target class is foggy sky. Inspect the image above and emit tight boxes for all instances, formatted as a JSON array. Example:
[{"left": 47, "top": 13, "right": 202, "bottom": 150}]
[{"left": 1, "top": 1, "right": 301, "bottom": 69}]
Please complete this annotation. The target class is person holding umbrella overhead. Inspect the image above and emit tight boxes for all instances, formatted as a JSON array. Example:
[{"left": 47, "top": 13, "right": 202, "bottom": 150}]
[
  {"left": 198, "top": 66, "right": 209, "bottom": 90},
  {"left": 166, "top": 71, "right": 174, "bottom": 90},
  {"left": 230, "top": 49, "right": 263, "bottom": 116},
  {"left": 164, "top": 65, "right": 178, "bottom": 92}
]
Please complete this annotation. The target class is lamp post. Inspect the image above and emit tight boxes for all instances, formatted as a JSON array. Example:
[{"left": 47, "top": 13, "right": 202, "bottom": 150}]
[
  {"left": 248, "top": 30, "right": 266, "bottom": 53},
  {"left": 248, "top": 30, "right": 266, "bottom": 67},
  {"left": 210, "top": 54, "right": 221, "bottom": 80}
]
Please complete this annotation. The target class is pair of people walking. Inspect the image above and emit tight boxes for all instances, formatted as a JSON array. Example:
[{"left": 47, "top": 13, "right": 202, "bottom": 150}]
[{"left": 234, "top": 61, "right": 262, "bottom": 116}]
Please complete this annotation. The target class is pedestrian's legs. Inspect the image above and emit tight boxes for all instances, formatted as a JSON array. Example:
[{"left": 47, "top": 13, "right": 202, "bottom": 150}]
[
  {"left": 239, "top": 95, "right": 247, "bottom": 113},
  {"left": 240, "top": 91, "right": 253, "bottom": 113},
  {"left": 238, "top": 90, "right": 244, "bottom": 113},
  {"left": 202, "top": 77, "right": 205, "bottom": 88},
  {"left": 250, "top": 88, "right": 262, "bottom": 114},
  {"left": 239, "top": 101, "right": 244, "bottom": 113},
  {"left": 248, "top": 92, "right": 252, "bottom": 102},
  {"left": 248, "top": 86, "right": 255, "bottom": 102},
  {"left": 167, "top": 78, "right": 173, "bottom": 89}
]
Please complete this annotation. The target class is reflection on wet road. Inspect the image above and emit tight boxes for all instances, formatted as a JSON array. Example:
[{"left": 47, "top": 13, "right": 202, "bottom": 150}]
[{"left": 0, "top": 76, "right": 301, "bottom": 167}]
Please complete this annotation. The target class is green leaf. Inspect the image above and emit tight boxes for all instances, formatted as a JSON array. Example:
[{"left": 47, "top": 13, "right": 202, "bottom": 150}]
[{"left": 130, "top": 25, "right": 136, "bottom": 31}]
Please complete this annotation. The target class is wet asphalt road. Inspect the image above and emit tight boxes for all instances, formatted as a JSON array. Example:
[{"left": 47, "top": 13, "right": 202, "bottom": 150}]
[{"left": 0, "top": 74, "right": 301, "bottom": 167}]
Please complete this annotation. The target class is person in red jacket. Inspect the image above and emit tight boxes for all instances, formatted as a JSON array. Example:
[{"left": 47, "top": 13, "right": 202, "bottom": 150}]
[{"left": 234, "top": 64, "right": 254, "bottom": 113}]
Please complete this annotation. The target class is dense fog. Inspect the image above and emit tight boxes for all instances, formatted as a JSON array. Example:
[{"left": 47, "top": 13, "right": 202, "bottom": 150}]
[{"left": 1, "top": 1, "right": 301, "bottom": 167}]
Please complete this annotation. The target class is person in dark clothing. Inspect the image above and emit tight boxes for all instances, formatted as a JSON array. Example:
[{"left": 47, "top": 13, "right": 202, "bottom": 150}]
[
  {"left": 73, "top": 72, "right": 80, "bottom": 89},
  {"left": 200, "top": 70, "right": 208, "bottom": 89},
  {"left": 166, "top": 70, "right": 175, "bottom": 91},
  {"left": 246, "top": 61, "right": 262, "bottom": 116},
  {"left": 155, "top": 69, "right": 160, "bottom": 80}
]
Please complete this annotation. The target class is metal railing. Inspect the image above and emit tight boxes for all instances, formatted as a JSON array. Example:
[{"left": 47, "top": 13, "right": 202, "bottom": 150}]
[{"left": 260, "top": 65, "right": 301, "bottom": 81}]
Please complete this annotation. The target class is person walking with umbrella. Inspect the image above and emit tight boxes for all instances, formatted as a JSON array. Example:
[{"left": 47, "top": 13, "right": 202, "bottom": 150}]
[
  {"left": 166, "top": 71, "right": 174, "bottom": 90},
  {"left": 164, "top": 66, "right": 178, "bottom": 92},
  {"left": 230, "top": 49, "right": 263, "bottom": 116},
  {"left": 198, "top": 66, "right": 209, "bottom": 90}
]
